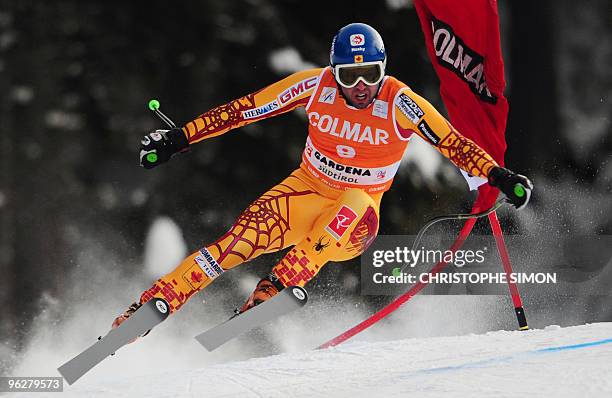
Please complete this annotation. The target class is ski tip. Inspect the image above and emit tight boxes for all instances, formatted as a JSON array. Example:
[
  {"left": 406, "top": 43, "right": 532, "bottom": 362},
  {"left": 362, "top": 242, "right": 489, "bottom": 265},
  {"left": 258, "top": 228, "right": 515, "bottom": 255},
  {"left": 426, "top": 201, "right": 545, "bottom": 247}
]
[{"left": 194, "top": 334, "right": 217, "bottom": 352}]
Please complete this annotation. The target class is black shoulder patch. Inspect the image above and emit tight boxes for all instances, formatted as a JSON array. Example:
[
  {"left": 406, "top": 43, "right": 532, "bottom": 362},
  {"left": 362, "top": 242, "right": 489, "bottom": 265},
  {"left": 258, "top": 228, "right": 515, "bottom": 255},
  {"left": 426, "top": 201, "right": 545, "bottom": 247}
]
[{"left": 417, "top": 120, "right": 441, "bottom": 146}]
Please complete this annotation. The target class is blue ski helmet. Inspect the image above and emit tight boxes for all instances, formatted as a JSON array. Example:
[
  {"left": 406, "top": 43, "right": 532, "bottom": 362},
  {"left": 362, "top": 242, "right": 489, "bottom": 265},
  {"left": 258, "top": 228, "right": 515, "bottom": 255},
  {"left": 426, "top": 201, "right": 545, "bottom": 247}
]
[{"left": 330, "top": 23, "right": 387, "bottom": 68}]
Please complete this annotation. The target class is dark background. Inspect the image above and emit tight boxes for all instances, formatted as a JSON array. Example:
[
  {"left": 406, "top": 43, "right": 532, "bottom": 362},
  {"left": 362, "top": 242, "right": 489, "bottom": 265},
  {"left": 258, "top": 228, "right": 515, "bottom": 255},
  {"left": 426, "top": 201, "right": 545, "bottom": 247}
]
[{"left": 1, "top": 0, "right": 611, "bottom": 370}]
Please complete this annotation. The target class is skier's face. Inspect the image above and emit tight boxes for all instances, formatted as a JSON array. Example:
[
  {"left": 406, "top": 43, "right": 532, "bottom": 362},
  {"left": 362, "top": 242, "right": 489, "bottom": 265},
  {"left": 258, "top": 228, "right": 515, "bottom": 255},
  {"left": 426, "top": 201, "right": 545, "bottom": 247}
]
[{"left": 340, "top": 80, "right": 379, "bottom": 109}]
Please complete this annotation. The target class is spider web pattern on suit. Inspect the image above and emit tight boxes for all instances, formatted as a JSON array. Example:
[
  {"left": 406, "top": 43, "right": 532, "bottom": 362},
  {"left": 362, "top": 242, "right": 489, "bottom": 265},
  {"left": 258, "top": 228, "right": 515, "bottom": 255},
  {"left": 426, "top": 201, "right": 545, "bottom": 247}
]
[{"left": 213, "top": 180, "right": 314, "bottom": 264}]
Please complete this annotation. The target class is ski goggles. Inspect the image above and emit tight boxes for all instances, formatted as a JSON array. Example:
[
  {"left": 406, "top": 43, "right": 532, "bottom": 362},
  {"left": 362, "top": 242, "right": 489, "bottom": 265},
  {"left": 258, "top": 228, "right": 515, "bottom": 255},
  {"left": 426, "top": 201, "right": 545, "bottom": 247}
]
[{"left": 334, "top": 61, "right": 385, "bottom": 88}]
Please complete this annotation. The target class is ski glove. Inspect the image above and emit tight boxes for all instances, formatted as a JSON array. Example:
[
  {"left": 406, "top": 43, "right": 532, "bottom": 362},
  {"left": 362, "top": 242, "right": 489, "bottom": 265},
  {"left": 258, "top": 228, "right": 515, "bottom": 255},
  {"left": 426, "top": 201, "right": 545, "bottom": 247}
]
[
  {"left": 488, "top": 166, "right": 533, "bottom": 210},
  {"left": 139, "top": 128, "right": 189, "bottom": 169}
]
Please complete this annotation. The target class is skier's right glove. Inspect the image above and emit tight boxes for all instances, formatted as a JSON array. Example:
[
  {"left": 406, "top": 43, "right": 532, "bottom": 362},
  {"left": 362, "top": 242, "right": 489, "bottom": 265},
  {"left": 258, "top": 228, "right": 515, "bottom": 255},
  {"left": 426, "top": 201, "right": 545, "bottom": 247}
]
[
  {"left": 139, "top": 128, "right": 189, "bottom": 169},
  {"left": 488, "top": 166, "right": 533, "bottom": 210}
]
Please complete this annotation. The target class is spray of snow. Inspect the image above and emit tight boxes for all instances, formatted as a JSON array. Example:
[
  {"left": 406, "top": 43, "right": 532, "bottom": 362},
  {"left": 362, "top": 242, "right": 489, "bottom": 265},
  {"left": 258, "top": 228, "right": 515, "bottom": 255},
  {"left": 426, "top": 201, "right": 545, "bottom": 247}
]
[
  {"left": 10, "top": 196, "right": 610, "bottom": 386},
  {"left": 9, "top": 217, "right": 249, "bottom": 380},
  {"left": 9, "top": 214, "right": 515, "bottom": 384}
]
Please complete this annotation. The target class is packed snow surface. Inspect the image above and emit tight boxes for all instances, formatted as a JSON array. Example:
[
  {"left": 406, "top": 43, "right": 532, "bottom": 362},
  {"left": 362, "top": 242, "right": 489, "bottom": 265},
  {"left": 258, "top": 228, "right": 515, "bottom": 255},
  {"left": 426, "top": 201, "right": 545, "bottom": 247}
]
[{"left": 34, "top": 322, "right": 612, "bottom": 397}]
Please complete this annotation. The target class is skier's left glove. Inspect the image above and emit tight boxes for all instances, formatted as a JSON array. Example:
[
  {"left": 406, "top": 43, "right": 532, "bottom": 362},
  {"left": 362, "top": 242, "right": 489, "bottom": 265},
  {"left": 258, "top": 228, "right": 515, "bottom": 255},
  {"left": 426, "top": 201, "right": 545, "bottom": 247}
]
[
  {"left": 139, "top": 128, "right": 189, "bottom": 169},
  {"left": 488, "top": 166, "right": 533, "bottom": 210}
]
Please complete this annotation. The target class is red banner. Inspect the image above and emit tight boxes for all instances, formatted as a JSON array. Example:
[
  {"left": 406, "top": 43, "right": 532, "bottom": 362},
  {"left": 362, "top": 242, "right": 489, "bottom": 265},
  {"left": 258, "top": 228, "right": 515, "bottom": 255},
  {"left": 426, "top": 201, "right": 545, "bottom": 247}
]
[{"left": 414, "top": 0, "right": 509, "bottom": 207}]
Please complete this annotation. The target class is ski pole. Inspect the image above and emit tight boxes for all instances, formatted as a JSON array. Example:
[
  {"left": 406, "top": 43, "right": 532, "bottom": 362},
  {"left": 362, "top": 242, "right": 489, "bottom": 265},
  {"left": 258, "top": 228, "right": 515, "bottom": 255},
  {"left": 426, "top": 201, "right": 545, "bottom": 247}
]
[
  {"left": 318, "top": 213, "right": 480, "bottom": 349},
  {"left": 397, "top": 191, "right": 522, "bottom": 274},
  {"left": 148, "top": 99, "right": 177, "bottom": 129},
  {"left": 404, "top": 181, "right": 528, "bottom": 265},
  {"left": 408, "top": 200, "right": 503, "bottom": 253},
  {"left": 318, "top": 184, "right": 529, "bottom": 349}
]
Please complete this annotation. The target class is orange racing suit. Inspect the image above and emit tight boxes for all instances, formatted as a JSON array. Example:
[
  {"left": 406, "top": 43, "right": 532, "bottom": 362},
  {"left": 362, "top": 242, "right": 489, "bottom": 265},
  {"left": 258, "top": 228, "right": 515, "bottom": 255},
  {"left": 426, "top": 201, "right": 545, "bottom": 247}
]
[{"left": 139, "top": 67, "right": 498, "bottom": 313}]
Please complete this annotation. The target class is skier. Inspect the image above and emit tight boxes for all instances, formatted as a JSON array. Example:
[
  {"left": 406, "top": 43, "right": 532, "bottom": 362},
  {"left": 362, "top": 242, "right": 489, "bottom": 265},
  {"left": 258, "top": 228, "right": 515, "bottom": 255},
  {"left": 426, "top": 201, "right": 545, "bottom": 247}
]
[{"left": 113, "top": 23, "right": 532, "bottom": 330}]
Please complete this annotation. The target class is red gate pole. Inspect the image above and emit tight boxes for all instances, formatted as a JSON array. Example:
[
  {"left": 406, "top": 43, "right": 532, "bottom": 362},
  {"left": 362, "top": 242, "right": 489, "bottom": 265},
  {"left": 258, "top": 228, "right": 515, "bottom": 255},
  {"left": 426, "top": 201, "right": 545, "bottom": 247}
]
[{"left": 488, "top": 211, "right": 529, "bottom": 330}]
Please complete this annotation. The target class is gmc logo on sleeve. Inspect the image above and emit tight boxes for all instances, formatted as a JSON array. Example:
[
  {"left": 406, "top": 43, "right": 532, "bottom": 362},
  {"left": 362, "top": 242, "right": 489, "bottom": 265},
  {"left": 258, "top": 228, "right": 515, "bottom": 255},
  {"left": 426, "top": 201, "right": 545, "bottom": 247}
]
[{"left": 278, "top": 76, "right": 318, "bottom": 105}]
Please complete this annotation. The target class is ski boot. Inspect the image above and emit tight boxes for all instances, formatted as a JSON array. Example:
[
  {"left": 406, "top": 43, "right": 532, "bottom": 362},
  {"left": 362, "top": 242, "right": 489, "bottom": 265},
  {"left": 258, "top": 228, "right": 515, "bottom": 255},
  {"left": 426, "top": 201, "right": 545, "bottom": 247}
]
[
  {"left": 234, "top": 274, "right": 285, "bottom": 317},
  {"left": 112, "top": 302, "right": 141, "bottom": 328}
]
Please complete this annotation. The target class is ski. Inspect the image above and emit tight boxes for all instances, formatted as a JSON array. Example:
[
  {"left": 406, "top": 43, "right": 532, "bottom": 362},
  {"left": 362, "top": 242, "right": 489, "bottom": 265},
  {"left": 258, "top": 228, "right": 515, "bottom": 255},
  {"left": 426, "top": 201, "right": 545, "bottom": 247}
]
[
  {"left": 195, "top": 286, "right": 307, "bottom": 351},
  {"left": 57, "top": 298, "right": 170, "bottom": 385}
]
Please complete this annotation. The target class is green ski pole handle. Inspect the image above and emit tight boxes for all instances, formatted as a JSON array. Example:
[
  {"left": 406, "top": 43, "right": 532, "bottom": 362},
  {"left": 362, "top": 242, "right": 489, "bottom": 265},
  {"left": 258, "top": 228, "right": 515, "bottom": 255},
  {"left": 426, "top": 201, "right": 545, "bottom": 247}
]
[
  {"left": 148, "top": 99, "right": 160, "bottom": 111},
  {"left": 510, "top": 182, "right": 531, "bottom": 210},
  {"left": 513, "top": 183, "right": 527, "bottom": 198},
  {"left": 145, "top": 152, "right": 159, "bottom": 164},
  {"left": 142, "top": 99, "right": 181, "bottom": 167},
  {"left": 148, "top": 99, "right": 177, "bottom": 129}
]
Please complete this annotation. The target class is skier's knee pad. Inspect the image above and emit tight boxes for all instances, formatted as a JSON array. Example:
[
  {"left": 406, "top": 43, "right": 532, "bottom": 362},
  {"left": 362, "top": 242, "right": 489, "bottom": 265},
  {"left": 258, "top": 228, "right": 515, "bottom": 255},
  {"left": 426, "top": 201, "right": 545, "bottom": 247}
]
[
  {"left": 332, "top": 205, "right": 379, "bottom": 262},
  {"left": 324, "top": 189, "right": 380, "bottom": 261}
]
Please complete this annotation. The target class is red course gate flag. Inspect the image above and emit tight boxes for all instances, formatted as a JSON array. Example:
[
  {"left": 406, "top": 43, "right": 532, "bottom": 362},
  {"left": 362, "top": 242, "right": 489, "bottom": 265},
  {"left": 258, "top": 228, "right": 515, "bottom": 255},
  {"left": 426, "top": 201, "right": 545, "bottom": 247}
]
[{"left": 414, "top": 0, "right": 509, "bottom": 208}]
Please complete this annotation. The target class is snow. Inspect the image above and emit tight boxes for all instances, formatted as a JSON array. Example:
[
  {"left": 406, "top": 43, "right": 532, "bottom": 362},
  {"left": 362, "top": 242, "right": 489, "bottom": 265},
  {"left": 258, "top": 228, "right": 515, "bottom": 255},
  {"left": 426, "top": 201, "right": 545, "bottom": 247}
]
[
  {"left": 400, "top": 134, "right": 448, "bottom": 189},
  {"left": 30, "top": 322, "right": 612, "bottom": 397}
]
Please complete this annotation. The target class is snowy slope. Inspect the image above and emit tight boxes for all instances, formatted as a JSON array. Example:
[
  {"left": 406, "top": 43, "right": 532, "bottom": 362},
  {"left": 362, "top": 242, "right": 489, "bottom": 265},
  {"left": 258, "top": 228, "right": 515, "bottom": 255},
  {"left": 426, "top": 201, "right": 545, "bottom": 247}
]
[{"left": 36, "top": 322, "right": 612, "bottom": 398}]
